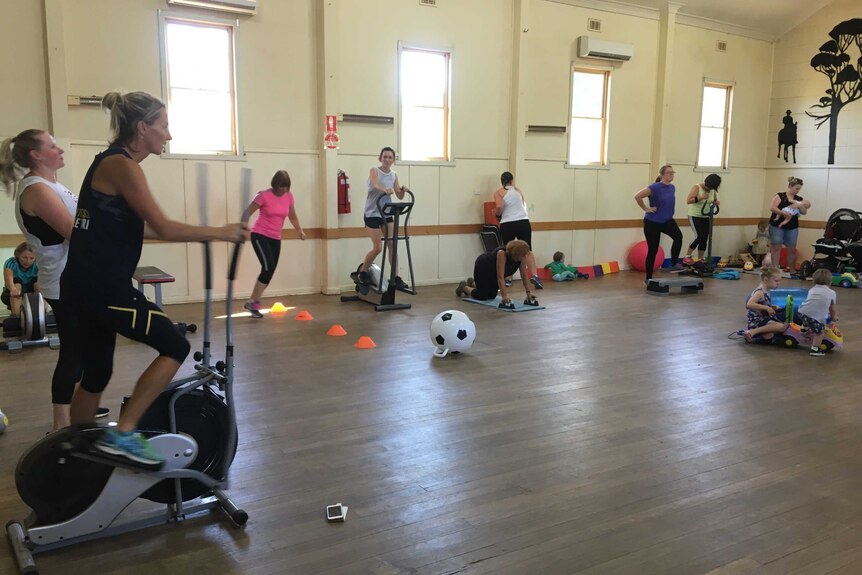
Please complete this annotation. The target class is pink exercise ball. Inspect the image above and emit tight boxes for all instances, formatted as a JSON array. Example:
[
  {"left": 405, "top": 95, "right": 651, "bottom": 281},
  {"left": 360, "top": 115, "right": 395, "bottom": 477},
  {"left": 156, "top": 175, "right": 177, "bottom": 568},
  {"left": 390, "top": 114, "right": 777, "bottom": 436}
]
[{"left": 629, "top": 241, "right": 664, "bottom": 272}]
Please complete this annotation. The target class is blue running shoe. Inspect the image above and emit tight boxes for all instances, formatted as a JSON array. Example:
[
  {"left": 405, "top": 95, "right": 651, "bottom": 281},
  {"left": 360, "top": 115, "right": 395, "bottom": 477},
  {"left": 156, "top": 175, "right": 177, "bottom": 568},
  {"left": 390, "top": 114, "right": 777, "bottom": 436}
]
[
  {"left": 530, "top": 274, "right": 545, "bottom": 289},
  {"left": 94, "top": 429, "right": 164, "bottom": 469}
]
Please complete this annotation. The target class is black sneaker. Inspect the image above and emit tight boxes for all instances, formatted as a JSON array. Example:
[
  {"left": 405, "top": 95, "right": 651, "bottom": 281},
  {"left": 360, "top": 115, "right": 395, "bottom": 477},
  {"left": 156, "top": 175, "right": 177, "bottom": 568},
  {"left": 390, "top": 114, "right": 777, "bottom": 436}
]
[
  {"left": 455, "top": 280, "right": 467, "bottom": 297},
  {"left": 95, "top": 407, "right": 110, "bottom": 418},
  {"left": 394, "top": 276, "right": 409, "bottom": 290},
  {"left": 809, "top": 347, "right": 826, "bottom": 357},
  {"left": 358, "top": 271, "right": 371, "bottom": 285},
  {"left": 504, "top": 278, "right": 513, "bottom": 287}
]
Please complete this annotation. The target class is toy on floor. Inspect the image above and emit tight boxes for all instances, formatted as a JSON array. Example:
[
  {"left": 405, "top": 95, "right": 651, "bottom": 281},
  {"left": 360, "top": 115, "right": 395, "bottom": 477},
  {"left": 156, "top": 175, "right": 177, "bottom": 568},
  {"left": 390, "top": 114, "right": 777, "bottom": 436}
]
[
  {"left": 831, "top": 271, "right": 859, "bottom": 288},
  {"left": 430, "top": 310, "right": 476, "bottom": 357}
]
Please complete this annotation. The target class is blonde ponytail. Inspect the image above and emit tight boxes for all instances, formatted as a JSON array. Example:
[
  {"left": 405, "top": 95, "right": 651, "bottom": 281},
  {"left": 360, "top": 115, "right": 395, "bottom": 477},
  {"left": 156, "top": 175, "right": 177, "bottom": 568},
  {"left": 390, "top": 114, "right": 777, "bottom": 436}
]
[
  {"left": 0, "top": 129, "right": 46, "bottom": 196},
  {"left": 102, "top": 91, "right": 165, "bottom": 147}
]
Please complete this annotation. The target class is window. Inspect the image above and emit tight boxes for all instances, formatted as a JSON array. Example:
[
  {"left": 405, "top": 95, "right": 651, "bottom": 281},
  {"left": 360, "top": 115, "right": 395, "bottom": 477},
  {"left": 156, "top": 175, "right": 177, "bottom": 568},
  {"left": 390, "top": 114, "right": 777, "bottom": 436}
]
[
  {"left": 399, "top": 47, "right": 451, "bottom": 162},
  {"left": 159, "top": 14, "right": 239, "bottom": 155},
  {"left": 697, "top": 82, "right": 733, "bottom": 168},
  {"left": 568, "top": 68, "right": 610, "bottom": 166}
]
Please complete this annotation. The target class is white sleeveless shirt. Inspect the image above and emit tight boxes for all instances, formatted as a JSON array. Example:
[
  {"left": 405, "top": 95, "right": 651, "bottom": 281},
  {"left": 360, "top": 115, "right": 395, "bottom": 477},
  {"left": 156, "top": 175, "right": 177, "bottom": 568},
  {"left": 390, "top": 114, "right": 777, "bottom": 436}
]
[
  {"left": 14, "top": 176, "right": 77, "bottom": 300},
  {"left": 499, "top": 186, "right": 528, "bottom": 224}
]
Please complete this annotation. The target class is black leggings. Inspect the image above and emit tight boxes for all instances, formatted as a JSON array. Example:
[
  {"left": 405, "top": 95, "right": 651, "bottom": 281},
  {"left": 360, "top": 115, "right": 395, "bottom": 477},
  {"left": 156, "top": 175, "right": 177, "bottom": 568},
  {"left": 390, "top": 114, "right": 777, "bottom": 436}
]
[
  {"left": 500, "top": 219, "right": 532, "bottom": 248},
  {"left": 643, "top": 219, "right": 682, "bottom": 279},
  {"left": 45, "top": 298, "right": 83, "bottom": 405},
  {"left": 251, "top": 232, "right": 281, "bottom": 285},
  {"left": 63, "top": 282, "right": 190, "bottom": 395},
  {"left": 688, "top": 216, "right": 710, "bottom": 252}
]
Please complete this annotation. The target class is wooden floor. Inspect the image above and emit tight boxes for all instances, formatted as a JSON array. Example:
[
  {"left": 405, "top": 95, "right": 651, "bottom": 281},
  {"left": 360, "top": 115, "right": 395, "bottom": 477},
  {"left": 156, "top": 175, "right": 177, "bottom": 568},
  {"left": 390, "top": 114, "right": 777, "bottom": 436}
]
[{"left": 1, "top": 271, "right": 861, "bottom": 575}]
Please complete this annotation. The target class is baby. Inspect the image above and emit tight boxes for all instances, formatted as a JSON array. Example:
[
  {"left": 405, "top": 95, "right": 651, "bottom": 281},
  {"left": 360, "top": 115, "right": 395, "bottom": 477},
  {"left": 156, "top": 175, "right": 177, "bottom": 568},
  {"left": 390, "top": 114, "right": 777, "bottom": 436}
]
[
  {"left": 544, "top": 252, "right": 588, "bottom": 282},
  {"left": 777, "top": 205, "right": 799, "bottom": 227}
]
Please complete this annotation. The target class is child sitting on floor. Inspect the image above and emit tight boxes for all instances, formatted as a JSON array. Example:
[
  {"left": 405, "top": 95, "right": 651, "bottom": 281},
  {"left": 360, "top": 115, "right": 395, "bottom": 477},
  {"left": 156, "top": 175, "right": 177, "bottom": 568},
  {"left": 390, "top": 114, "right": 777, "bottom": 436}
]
[
  {"left": 544, "top": 252, "right": 589, "bottom": 282},
  {"left": 743, "top": 266, "right": 787, "bottom": 343}
]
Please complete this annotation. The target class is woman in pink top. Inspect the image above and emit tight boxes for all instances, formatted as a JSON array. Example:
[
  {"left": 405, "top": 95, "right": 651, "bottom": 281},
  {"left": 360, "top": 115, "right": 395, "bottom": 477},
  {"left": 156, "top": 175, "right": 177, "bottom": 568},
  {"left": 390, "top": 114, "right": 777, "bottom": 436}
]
[{"left": 241, "top": 170, "right": 305, "bottom": 318}]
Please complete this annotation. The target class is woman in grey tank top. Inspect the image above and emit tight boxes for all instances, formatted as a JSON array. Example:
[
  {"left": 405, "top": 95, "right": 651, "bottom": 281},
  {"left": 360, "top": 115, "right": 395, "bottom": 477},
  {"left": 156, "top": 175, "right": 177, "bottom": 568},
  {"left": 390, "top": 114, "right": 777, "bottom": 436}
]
[{"left": 358, "top": 146, "right": 411, "bottom": 286}]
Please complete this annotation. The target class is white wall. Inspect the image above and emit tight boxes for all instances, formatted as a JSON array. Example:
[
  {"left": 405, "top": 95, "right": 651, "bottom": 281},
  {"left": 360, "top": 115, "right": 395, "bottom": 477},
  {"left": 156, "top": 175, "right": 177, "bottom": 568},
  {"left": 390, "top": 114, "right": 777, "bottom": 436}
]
[
  {"left": 766, "top": 0, "right": 862, "bottom": 263},
  {"left": 8, "top": 0, "right": 853, "bottom": 305}
]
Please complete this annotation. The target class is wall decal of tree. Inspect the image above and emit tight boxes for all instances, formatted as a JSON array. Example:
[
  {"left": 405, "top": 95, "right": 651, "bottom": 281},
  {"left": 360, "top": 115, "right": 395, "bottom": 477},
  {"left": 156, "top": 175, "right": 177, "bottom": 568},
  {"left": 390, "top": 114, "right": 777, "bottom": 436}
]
[{"left": 806, "top": 18, "right": 862, "bottom": 165}]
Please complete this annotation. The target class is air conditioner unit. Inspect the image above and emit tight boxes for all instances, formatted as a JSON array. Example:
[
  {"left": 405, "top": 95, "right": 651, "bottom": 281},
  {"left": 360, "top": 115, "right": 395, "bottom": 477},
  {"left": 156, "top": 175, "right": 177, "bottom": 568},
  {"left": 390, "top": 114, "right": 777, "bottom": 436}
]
[
  {"left": 577, "top": 36, "right": 634, "bottom": 61},
  {"left": 167, "top": 0, "right": 256, "bottom": 15}
]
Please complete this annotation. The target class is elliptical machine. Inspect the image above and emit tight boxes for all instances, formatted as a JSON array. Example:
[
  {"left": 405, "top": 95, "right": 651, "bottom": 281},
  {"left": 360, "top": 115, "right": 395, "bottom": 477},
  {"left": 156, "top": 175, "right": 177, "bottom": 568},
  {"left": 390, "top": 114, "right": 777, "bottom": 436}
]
[
  {"left": 342, "top": 190, "right": 417, "bottom": 311},
  {"left": 5, "top": 165, "right": 250, "bottom": 575}
]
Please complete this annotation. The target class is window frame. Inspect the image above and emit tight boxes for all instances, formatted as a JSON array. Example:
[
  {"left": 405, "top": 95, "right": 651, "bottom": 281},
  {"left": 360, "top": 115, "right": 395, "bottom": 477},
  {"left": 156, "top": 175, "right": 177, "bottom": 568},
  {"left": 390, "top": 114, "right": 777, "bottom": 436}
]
[
  {"left": 566, "top": 66, "right": 611, "bottom": 168},
  {"left": 397, "top": 42, "right": 453, "bottom": 165},
  {"left": 695, "top": 80, "right": 734, "bottom": 170},
  {"left": 157, "top": 10, "right": 244, "bottom": 160}
]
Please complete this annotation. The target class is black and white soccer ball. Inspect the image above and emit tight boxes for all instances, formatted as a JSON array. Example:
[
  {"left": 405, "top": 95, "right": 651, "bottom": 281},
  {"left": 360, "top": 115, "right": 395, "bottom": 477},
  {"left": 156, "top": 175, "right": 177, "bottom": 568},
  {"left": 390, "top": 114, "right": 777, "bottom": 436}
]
[{"left": 430, "top": 310, "right": 476, "bottom": 357}]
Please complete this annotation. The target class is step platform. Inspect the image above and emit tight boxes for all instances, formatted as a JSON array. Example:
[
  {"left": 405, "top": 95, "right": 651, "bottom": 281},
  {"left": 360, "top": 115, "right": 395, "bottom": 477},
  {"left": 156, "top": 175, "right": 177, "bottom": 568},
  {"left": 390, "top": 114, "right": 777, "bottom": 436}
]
[{"left": 646, "top": 277, "right": 704, "bottom": 296}]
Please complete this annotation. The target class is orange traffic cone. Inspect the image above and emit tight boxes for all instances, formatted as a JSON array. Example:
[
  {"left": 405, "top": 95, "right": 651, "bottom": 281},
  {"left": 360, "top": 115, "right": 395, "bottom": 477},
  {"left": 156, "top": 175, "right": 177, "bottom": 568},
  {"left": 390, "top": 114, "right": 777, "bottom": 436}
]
[
  {"left": 354, "top": 336, "right": 376, "bottom": 349},
  {"left": 327, "top": 324, "right": 347, "bottom": 336},
  {"left": 271, "top": 302, "right": 287, "bottom": 312},
  {"left": 295, "top": 310, "right": 313, "bottom": 321}
]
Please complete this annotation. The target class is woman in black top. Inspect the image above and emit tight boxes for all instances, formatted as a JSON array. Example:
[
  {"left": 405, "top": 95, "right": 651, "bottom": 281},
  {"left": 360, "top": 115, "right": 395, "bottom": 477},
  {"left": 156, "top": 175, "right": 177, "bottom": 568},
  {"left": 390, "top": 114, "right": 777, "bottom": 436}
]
[
  {"left": 63, "top": 91, "right": 247, "bottom": 467},
  {"left": 767, "top": 176, "right": 810, "bottom": 273},
  {"left": 456, "top": 239, "right": 537, "bottom": 305}
]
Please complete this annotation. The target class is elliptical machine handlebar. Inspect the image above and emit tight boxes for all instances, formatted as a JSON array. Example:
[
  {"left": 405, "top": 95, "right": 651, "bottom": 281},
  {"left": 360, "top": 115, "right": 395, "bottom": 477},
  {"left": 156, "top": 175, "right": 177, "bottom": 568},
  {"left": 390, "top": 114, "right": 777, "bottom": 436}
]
[{"left": 701, "top": 199, "right": 720, "bottom": 217}]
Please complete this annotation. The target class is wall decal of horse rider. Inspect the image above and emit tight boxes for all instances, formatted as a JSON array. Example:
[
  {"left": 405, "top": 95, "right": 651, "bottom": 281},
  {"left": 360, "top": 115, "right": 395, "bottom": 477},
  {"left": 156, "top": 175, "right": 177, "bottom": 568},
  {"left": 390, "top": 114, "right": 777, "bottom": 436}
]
[
  {"left": 778, "top": 110, "right": 797, "bottom": 164},
  {"left": 806, "top": 18, "right": 862, "bottom": 165}
]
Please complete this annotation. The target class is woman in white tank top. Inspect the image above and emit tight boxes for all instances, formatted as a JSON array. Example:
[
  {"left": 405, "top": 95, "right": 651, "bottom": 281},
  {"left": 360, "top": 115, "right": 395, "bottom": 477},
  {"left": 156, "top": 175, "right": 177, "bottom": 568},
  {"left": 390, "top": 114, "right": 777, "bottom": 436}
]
[
  {"left": 0, "top": 129, "right": 108, "bottom": 429},
  {"left": 493, "top": 171, "right": 542, "bottom": 288}
]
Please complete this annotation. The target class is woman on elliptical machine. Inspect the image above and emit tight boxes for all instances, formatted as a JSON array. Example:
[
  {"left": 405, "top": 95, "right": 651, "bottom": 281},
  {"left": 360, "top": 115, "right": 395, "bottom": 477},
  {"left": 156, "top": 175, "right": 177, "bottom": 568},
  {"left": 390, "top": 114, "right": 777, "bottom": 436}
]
[
  {"left": 358, "top": 146, "right": 410, "bottom": 289},
  {"left": 62, "top": 91, "right": 247, "bottom": 467}
]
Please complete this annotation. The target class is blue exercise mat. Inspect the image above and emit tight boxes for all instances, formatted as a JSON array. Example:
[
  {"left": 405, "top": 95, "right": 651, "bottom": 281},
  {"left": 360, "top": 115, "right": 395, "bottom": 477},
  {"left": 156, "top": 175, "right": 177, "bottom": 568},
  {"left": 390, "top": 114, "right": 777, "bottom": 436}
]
[{"left": 464, "top": 296, "right": 546, "bottom": 312}]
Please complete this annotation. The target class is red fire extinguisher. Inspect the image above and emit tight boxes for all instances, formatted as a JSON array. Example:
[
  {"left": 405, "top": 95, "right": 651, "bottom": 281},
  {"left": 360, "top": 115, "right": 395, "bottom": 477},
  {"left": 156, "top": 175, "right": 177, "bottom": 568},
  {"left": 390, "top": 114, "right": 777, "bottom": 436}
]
[{"left": 337, "top": 169, "right": 351, "bottom": 214}]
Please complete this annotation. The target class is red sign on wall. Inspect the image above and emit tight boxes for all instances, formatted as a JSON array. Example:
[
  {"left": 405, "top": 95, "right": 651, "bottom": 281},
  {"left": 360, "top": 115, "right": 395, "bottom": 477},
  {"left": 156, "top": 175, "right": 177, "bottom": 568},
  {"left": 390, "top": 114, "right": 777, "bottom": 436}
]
[{"left": 324, "top": 115, "right": 339, "bottom": 149}]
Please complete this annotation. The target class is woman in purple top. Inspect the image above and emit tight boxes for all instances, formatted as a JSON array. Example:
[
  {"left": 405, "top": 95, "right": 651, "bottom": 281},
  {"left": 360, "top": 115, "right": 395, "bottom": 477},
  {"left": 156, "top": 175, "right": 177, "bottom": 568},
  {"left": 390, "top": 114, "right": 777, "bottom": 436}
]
[{"left": 634, "top": 164, "right": 684, "bottom": 283}]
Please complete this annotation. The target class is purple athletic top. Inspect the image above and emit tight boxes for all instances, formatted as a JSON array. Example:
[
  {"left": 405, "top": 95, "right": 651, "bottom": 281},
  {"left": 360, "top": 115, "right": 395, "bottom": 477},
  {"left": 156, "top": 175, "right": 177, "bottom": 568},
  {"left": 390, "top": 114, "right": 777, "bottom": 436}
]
[{"left": 644, "top": 182, "right": 676, "bottom": 224}]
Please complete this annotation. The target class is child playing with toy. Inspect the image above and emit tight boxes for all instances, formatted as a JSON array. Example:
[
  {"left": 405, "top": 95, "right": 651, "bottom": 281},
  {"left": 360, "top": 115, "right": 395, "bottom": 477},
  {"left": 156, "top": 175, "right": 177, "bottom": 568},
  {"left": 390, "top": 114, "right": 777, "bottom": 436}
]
[
  {"left": 794, "top": 268, "right": 837, "bottom": 357},
  {"left": 750, "top": 220, "right": 770, "bottom": 265},
  {"left": 2, "top": 242, "right": 38, "bottom": 317},
  {"left": 544, "top": 252, "right": 589, "bottom": 282},
  {"left": 743, "top": 266, "right": 787, "bottom": 343}
]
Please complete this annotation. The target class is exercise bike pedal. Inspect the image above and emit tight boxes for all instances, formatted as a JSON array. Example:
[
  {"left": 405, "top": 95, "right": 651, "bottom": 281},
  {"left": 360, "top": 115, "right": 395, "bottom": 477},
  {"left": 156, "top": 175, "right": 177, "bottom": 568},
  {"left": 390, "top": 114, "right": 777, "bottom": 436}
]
[
  {"left": 498, "top": 301, "right": 515, "bottom": 310},
  {"left": 523, "top": 296, "right": 539, "bottom": 307}
]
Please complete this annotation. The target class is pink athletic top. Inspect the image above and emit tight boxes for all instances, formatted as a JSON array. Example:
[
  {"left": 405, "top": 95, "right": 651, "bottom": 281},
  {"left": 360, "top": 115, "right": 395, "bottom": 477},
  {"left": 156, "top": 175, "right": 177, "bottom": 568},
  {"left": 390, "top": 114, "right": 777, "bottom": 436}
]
[{"left": 251, "top": 189, "right": 294, "bottom": 240}]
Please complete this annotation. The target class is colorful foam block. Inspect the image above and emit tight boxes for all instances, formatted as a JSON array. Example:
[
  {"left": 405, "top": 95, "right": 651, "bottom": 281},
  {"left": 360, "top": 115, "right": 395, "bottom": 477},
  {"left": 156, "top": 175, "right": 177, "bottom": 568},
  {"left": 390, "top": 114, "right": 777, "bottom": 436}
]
[{"left": 592, "top": 265, "right": 605, "bottom": 277}]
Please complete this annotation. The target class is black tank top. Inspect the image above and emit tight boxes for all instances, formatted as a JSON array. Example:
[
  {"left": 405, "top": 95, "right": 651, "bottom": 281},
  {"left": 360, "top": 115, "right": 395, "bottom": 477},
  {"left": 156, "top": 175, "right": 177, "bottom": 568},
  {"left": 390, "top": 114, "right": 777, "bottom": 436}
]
[
  {"left": 63, "top": 147, "right": 145, "bottom": 288},
  {"left": 769, "top": 192, "right": 804, "bottom": 230},
  {"left": 477, "top": 246, "right": 520, "bottom": 278}
]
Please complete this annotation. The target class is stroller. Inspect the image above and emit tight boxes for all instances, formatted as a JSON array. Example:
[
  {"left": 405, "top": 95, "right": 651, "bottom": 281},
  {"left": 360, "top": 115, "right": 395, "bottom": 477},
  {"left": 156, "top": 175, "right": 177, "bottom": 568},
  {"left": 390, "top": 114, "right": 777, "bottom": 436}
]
[{"left": 799, "top": 208, "right": 862, "bottom": 278}]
